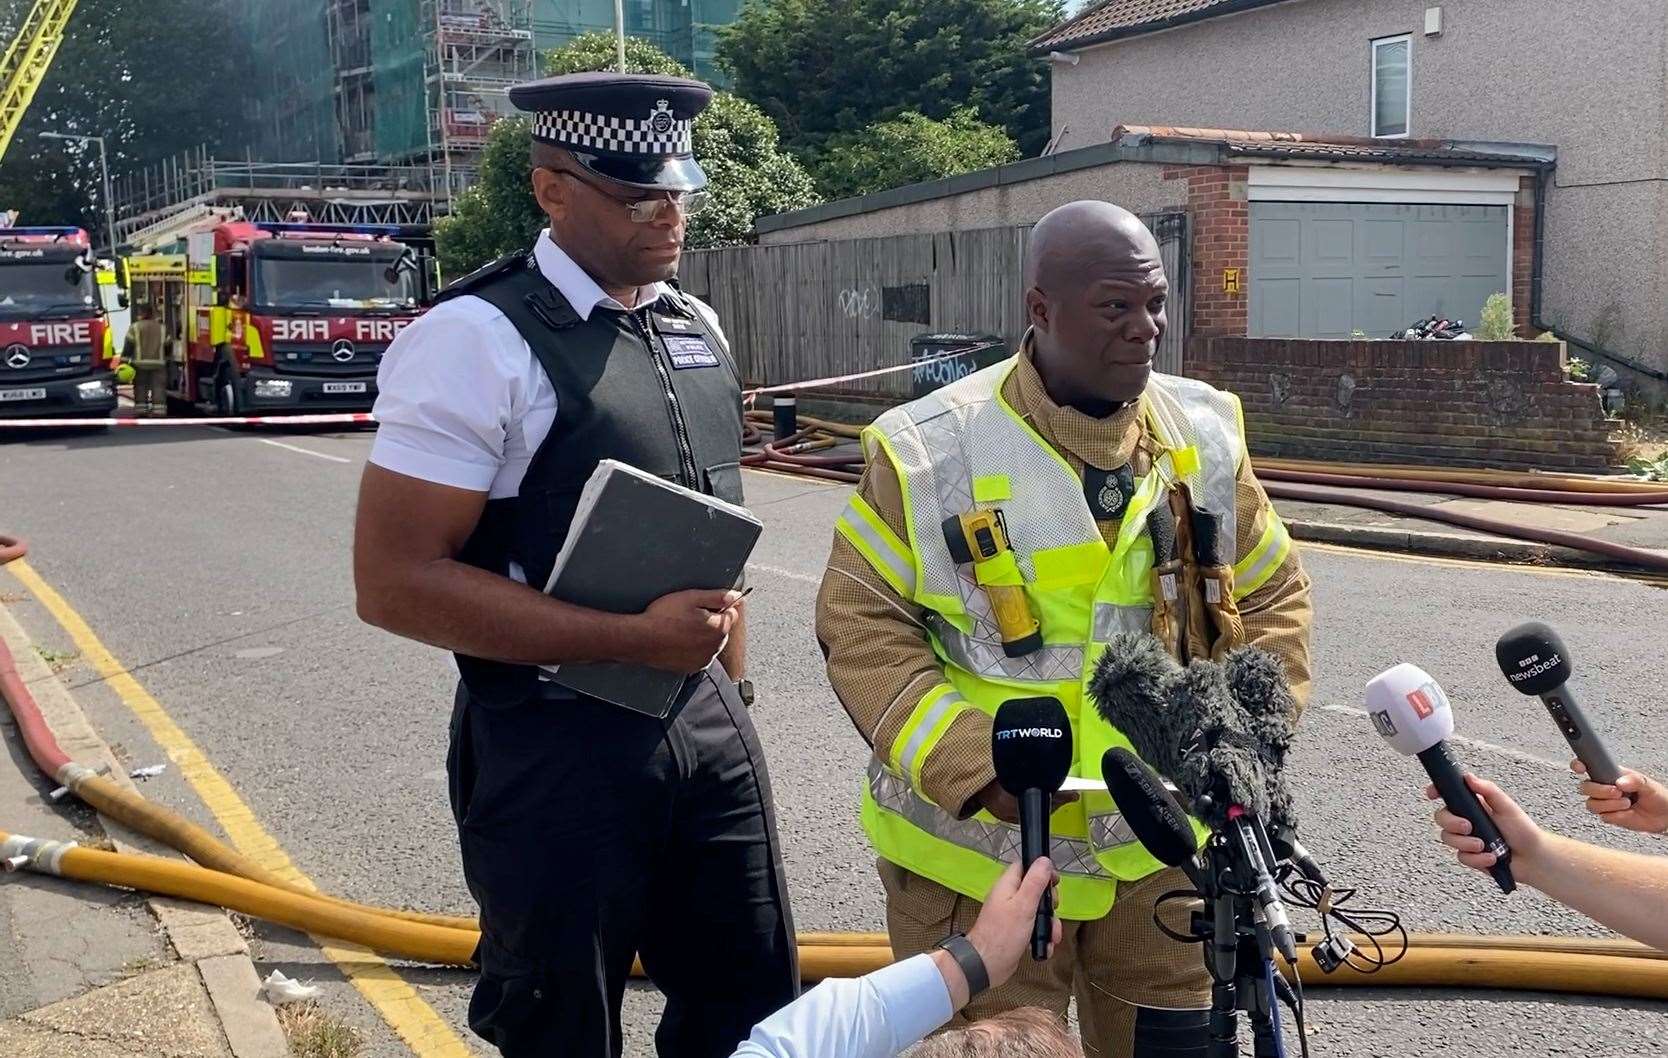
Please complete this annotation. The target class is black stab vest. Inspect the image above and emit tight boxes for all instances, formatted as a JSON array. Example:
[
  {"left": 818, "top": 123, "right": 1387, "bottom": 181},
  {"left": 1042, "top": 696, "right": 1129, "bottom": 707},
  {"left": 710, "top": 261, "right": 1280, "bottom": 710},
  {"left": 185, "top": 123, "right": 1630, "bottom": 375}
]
[{"left": 441, "top": 251, "right": 745, "bottom": 706}]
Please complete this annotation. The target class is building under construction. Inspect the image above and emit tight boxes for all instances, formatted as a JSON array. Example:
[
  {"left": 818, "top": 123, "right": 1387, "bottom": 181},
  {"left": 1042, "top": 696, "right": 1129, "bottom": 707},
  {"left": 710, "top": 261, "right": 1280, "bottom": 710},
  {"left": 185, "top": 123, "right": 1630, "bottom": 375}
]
[
  {"left": 235, "top": 0, "right": 741, "bottom": 191},
  {"left": 241, "top": 0, "right": 536, "bottom": 201}
]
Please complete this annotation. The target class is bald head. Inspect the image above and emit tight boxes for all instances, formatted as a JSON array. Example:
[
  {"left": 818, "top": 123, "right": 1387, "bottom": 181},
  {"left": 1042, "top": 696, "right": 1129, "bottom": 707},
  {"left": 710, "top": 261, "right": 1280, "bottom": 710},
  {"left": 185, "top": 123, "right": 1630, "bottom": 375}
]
[
  {"left": 1023, "top": 201, "right": 1161, "bottom": 294},
  {"left": 1022, "top": 201, "right": 1169, "bottom": 413}
]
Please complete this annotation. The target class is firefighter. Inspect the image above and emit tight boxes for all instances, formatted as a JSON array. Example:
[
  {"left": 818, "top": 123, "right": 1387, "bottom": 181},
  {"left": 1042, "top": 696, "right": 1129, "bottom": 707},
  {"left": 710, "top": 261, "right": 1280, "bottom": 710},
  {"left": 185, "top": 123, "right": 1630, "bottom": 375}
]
[
  {"left": 122, "top": 302, "right": 166, "bottom": 416},
  {"left": 815, "top": 201, "right": 1314, "bottom": 1056},
  {"left": 352, "top": 74, "right": 796, "bottom": 1057}
]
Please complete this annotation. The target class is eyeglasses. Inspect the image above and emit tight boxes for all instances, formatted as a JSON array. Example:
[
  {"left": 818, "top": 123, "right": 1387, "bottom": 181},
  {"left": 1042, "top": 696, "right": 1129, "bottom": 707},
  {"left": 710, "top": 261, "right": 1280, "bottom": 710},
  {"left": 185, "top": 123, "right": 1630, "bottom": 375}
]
[{"left": 551, "top": 168, "right": 710, "bottom": 223}]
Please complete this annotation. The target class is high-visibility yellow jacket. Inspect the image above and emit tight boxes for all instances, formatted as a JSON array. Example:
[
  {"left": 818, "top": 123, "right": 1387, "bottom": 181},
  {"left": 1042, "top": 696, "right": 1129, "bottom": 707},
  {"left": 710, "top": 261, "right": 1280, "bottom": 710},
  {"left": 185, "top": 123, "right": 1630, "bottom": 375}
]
[{"left": 826, "top": 354, "right": 1304, "bottom": 919}]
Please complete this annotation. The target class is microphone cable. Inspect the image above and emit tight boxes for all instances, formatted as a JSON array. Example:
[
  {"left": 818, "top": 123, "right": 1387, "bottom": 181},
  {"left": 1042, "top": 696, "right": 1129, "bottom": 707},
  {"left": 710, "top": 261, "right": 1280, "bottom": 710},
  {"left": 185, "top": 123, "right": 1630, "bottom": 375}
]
[{"left": 1277, "top": 866, "right": 1409, "bottom": 974}]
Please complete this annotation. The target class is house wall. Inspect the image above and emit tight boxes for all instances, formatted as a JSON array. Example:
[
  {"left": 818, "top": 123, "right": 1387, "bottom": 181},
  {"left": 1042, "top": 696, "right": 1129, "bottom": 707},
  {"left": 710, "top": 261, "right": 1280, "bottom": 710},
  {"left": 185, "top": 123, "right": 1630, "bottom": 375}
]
[
  {"left": 756, "top": 161, "right": 1183, "bottom": 244},
  {"left": 1050, "top": 0, "right": 1668, "bottom": 378}
]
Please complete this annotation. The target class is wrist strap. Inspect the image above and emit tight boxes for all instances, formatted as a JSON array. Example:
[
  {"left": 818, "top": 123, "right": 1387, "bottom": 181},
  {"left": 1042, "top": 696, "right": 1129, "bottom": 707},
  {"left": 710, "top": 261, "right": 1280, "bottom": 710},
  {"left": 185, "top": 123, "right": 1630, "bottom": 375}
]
[{"left": 935, "top": 932, "right": 990, "bottom": 998}]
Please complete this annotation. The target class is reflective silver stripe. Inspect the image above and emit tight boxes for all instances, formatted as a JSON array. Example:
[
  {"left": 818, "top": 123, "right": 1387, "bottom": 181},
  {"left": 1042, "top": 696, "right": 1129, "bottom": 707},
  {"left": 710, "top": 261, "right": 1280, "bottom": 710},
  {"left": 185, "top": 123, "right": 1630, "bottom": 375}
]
[
  {"left": 838, "top": 506, "right": 917, "bottom": 596},
  {"left": 1091, "top": 603, "right": 1154, "bottom": 643},
  {"left": 869, "top": 759, "right": 1118, "bottom": 878},
  {"left": 929, "top": 614, "right": 1085, "bottom": 682},
  {"left": 896, "top": 690, "right": 964, "bottom": 780},
  {"left": 1089, "top": 810, "right": 1139, "bottom": 850}
]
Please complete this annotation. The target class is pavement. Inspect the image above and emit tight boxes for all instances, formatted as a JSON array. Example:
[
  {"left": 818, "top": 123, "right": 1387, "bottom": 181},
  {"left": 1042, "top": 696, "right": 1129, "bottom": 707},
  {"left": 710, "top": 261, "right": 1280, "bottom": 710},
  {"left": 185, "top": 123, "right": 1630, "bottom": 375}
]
[
  {"left": 1, "top": 422, "right": 1667, "bottom": 1058},
  {"left": 0, "top": 595, "right": 290, "bottom": 1057}
]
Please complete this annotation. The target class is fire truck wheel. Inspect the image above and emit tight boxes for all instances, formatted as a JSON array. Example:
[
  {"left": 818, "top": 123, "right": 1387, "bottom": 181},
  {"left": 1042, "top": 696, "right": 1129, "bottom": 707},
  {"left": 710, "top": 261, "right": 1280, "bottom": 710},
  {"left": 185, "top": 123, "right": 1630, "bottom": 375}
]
[{"left": 216, "top": 366, "right": 240, "bottom": 417}]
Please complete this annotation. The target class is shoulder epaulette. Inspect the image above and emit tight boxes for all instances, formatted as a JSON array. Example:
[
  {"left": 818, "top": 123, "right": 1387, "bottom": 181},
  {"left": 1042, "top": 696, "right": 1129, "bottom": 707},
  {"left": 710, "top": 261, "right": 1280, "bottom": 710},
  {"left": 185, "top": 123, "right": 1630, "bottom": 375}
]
[{"left": 435, "top": 249, "right": 532, "bottom": 303}]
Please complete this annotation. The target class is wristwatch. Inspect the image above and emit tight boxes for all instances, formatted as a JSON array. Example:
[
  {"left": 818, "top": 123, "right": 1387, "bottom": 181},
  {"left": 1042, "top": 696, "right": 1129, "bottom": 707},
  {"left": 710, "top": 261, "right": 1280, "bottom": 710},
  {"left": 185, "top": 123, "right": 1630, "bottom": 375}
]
[
  {"left": 735, "top": 678, "right": 756, "bottom": 708},
  {"left": 933, "top": 932, "right": 990, "bottom": 998}
]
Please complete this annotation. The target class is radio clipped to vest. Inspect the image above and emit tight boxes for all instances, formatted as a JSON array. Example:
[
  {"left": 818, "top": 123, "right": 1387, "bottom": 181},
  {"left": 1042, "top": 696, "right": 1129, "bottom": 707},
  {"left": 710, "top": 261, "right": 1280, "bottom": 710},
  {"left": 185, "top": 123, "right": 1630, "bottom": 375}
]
[{"left": 941, "top": 509, "right": 1045, "bottom": 658}]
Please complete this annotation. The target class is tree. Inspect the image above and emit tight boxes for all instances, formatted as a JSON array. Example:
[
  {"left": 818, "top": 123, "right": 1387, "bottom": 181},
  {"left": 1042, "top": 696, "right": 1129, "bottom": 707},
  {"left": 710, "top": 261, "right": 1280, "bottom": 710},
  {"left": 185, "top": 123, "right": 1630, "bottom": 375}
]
[
  {"left": 436, "top": 33, "right": 818, "bottom": 278},
  {"left": 813, "top": 108, "right": 1018, "bottom": 199},
  {"left": 720, "top": 0, "right": 1062, "bottom": 160},
  {"left": 0, "top": 0, "right": 251, "bottom": 234}
]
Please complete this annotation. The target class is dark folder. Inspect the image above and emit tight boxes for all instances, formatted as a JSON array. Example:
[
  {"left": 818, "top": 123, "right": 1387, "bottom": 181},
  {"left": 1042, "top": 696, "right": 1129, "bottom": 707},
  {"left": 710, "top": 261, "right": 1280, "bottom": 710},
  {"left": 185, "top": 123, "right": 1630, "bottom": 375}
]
[{"left": 541, "top": 459, "right": 761, "bottom": 715}]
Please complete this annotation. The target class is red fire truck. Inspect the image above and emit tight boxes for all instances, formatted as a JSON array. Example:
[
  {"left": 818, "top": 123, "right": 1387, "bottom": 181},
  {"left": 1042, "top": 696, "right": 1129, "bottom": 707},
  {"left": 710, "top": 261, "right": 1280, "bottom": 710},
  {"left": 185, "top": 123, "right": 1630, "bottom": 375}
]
[
  {"left": 0, "top": 226, "right": 118, "bottom": 419},
  {"left": 124, "top": 220, "right": 435, "bottom": 415}
]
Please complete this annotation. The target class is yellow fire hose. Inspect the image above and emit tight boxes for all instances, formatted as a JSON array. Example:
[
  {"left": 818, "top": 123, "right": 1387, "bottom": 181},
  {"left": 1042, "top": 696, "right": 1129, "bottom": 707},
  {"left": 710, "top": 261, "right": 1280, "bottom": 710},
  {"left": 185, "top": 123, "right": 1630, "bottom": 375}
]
[
  {"left": 7, "top": 828, "right": 1668, "bottom": 996},
  {"left": 8, "top": 529, "right": 1668, "bottom": 1000}
]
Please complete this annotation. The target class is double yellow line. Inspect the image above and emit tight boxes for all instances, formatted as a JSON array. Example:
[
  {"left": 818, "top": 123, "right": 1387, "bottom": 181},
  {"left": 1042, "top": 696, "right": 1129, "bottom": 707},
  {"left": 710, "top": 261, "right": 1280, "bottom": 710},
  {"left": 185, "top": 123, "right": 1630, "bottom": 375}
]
[{"left": 5, "top": 557, "right": 476, "bottom": 1058}]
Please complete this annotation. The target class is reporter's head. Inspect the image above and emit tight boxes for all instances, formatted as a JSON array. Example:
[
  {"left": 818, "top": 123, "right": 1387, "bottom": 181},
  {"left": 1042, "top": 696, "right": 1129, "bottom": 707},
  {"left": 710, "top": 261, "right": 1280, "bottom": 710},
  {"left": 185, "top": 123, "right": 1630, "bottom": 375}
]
[{"left": 907, "top": 1007, "right": 1081, "bottom": 1057}]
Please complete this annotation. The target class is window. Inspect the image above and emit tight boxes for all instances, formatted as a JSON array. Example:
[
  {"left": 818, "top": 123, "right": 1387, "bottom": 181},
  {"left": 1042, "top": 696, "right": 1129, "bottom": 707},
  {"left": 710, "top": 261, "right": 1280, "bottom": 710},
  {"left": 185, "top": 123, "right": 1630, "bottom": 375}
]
[{"left": 1372, "top": 34, "right": 1412, "bottom": 138}]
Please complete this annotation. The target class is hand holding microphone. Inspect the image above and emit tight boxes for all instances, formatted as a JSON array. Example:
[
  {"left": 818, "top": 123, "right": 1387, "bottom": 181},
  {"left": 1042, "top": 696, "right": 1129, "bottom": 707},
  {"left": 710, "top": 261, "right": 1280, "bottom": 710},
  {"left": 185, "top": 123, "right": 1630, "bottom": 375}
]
[
  {"left": 1426, "top": 773, "right": 1545, "bottom": 875},
  {"left": 1572, "top": 760, "right": 1668, "bottom": 836},
  {"left": 1366, "top": 663, "right": 1516, "bottom": 893},
  {"left": 991, "top": 697, "right": 1073, "bottom": 960},
  {"left": 1495, "top": 622, "right": 1626, "bottom": 787}
]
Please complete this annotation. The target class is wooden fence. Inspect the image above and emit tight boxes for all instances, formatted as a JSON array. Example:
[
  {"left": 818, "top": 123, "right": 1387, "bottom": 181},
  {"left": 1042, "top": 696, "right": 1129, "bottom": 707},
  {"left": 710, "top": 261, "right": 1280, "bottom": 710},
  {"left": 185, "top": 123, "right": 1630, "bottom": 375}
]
[{"left": 679, "top": 213, "right": 1189, "bottom": 399}]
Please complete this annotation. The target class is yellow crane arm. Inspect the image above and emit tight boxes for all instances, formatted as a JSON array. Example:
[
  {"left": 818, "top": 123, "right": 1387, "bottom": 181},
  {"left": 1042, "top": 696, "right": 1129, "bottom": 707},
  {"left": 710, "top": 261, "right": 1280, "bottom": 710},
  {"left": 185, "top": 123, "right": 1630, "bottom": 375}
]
[{"left": 0, "top": 0, "right": 81, "bottom": 163}]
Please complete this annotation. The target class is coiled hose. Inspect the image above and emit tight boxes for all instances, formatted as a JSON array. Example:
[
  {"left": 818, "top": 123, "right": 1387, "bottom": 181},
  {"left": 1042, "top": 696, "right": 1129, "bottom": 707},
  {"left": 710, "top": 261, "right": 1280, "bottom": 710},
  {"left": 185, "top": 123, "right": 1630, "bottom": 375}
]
[{"left": 7, "top": 526, "right": 1668, "bottom": 996}]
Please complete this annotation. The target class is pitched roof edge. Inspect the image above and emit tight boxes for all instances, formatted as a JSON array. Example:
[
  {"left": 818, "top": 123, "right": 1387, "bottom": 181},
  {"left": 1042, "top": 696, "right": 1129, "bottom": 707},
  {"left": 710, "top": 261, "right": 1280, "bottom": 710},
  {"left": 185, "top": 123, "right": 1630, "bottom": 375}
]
[{"left": 1030, "top": 0, "right": 1296, "bottom": 55}]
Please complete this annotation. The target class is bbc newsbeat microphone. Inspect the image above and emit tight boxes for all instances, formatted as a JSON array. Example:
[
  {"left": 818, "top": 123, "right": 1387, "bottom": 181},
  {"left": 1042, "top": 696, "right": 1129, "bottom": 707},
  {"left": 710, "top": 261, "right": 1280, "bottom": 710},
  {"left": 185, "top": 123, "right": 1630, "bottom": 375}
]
[
  {"left": 1365, "top": 663, "right": 1515, "bottom": 893},
  {"left": 1495, "top": 621, "right": 1626, "bottom": 789},
  {"left": 992, "top": 696, "right": 1073, "bottom": 960}
]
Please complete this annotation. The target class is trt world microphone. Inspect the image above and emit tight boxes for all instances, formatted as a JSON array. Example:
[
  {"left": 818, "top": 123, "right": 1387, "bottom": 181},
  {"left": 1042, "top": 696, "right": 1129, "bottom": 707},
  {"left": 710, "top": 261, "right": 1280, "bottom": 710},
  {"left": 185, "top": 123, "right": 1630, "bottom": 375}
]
[
  {"left": 1495, "top": 622, "right": 1625, "bottom": 788},
  {"left": 1365, "top": 663, "right": 1515, "bottom": 893},
  {"left": 1102, "top": 747, "right": 1200, "bottom": 881},
  {"left": 992, "top": 696, "right": 1072, "bottom": 960}
]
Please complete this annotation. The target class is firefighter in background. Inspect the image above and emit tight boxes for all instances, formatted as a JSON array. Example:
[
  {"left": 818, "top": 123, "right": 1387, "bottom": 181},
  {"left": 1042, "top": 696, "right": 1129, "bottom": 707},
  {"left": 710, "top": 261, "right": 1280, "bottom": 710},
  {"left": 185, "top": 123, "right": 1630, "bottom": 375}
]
[
  {"left": 815, "top": 201, "right": 1314, "bottom": 1056},
  {"left": 122, "top": 302, "right": 166, "bottom": 416}
]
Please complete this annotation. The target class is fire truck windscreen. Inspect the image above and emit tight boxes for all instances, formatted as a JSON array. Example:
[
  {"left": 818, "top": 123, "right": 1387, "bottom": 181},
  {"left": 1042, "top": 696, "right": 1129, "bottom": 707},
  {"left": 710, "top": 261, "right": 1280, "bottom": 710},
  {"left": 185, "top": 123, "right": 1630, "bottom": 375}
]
[
  {"left": 252, "top": 245, "right": 420, "bottom": 311},
  {"left": 0, "top": 259, "right": 97, "bottom": 320}
]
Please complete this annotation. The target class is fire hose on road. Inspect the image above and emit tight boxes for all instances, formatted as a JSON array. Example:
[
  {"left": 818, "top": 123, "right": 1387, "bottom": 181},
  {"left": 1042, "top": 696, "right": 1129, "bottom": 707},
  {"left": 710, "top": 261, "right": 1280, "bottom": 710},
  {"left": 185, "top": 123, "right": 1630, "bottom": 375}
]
[{"left": 3, "top": 484, "right": 1668, "bottom": 996}]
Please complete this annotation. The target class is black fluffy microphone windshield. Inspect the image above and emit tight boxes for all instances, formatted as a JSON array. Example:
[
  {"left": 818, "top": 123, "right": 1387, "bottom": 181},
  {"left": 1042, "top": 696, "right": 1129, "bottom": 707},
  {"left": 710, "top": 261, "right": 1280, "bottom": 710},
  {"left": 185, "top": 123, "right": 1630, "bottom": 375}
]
[
  {"left": 1172, "top": 658, "right": 1268, "bottom": 828},
  {"left": 1088, "top": 632, "right": 1186, "bottom": 778},
  {"left": 1102, "top": 747, "right": 1198, "bottom": 870},
  {"left": 1222, "top": 645, "right": 1297, "bottom": 830},
  {"left": 992, "top": 696, "right": 1073, "bottom": 795}
]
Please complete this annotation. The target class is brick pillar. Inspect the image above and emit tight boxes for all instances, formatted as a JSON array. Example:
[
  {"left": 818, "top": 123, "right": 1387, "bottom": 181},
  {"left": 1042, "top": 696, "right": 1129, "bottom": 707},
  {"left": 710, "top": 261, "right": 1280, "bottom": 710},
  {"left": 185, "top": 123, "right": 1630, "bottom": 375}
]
[
  {"left": 1165, "top": 165, "right": 1250, "bottom": 338},
  {"left": 1512, "top": 175, "right": 1537, "bottom": 336}
]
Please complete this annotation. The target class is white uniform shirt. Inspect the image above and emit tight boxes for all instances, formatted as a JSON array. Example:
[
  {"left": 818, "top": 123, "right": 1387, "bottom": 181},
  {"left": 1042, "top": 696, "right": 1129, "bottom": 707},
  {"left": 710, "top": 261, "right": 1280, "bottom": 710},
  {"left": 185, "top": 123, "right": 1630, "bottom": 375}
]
[{"left": 369, "top": 230, "right": 729, "bottom": 499}]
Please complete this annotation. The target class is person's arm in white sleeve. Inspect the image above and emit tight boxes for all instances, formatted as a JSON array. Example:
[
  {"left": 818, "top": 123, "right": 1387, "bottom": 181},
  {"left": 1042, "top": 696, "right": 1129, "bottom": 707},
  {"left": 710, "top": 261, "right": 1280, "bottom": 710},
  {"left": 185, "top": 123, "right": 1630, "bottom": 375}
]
[
  {"left": 729, "top": 858, "right": 1061, "bottom": 1058},
  {"left": 354, "top": 302, "right": 742, "bottom": 675}
]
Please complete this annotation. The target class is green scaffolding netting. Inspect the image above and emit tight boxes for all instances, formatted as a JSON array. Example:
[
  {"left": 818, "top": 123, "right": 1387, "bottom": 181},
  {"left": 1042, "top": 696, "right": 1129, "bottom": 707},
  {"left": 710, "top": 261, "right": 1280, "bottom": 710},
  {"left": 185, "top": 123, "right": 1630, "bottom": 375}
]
[
  {"left": 370, "top": 0, "right": 430, "bottom": 160},
  {"left": 240, "top": 0, "right": 341, "bottom": 163}
]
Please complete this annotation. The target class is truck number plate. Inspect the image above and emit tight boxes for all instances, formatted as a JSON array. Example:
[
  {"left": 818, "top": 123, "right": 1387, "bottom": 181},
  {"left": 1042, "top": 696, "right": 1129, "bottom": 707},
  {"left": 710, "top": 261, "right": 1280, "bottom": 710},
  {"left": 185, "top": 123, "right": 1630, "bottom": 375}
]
[
  {"left": 322, "top": 382, "right": 367, "bottom": 394},
  {"left": 0, "top": 387, "right": 47, "bottom": 402}
]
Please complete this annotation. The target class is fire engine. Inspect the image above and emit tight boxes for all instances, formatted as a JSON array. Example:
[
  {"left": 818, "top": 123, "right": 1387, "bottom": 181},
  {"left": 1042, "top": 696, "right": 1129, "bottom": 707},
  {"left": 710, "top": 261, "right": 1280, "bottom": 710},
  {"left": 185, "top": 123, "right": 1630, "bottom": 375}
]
[
  {"left": 0, "top": 226, "right": 118, "bottom": 419},
  {"left": 123, "top": 220, "right": 436, "bottom": 415}
]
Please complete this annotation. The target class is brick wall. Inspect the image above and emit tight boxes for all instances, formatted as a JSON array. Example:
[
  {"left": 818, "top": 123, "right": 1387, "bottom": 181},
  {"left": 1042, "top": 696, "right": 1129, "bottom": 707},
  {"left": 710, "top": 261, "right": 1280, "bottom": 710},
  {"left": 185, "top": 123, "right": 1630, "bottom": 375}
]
[
  {"left": 1186, "top": 337, "right": 1618, "bottom": 472},
  {"left": 1165, "top": 165, "right": 1248, "bottom": 337}
]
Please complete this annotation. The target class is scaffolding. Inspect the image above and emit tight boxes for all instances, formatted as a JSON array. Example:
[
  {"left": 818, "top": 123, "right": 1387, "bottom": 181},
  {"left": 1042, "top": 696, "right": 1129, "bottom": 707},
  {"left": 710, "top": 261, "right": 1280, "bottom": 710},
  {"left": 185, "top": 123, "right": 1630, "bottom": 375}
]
[
  {"left": 371, "top": 0, "right": 535, "bottom": 202},
  {"left": 328, "top": 0, "right": 377, "bottom": 163},
  {"left": 243, "top": 2, "right": 341, "bottom": 165}
]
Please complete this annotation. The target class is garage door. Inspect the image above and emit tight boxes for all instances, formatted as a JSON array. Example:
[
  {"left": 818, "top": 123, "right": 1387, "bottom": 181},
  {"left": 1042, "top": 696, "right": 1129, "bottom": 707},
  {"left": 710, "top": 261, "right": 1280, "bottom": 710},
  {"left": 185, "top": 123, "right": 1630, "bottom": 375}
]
[{"left": 1249, "top": 202, "right": 1508, "bottom": 338}]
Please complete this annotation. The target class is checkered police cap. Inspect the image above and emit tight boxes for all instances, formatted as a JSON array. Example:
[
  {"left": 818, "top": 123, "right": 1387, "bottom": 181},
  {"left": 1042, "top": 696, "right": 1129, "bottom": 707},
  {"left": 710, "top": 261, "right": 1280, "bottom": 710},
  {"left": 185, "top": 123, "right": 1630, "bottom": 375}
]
[{"left": 511, "top": 72, "right": 712, "bottom": 192}]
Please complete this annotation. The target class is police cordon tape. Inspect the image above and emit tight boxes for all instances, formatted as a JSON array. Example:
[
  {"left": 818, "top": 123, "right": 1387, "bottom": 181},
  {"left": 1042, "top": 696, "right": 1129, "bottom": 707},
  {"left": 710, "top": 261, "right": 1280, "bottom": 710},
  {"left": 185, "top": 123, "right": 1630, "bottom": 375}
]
[{"left": 0, "top": 349, "right": 977, "bottom": 429}]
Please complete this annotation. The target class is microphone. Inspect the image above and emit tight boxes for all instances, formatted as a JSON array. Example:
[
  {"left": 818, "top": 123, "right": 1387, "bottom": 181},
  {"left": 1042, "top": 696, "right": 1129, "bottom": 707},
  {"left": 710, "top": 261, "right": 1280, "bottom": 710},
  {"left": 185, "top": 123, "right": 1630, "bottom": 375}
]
[
  {"left": 1087, "top": 632, "right": 1186, "bottom": 779},
  {"left": 1495, "top": 622, "right": 1626, "bottom": 788},
  {"left": 1222, "top": 646, "right": 1330, "bottom": 888},
  {"left": 1167, "top": 660, "right": 1297, "bottom": 962},
  {"left": 992, "top": 696, "right": 1072, "bottom": 960},
  {"left": 1102, "top": 747, "right": 1200, "bottom": 882},
  {"left": 1090, "top": 635, "right": 1296, "bottom": 959},
  {"left": 1365, "top": 663, "right": 1515, "bottom": 893}
]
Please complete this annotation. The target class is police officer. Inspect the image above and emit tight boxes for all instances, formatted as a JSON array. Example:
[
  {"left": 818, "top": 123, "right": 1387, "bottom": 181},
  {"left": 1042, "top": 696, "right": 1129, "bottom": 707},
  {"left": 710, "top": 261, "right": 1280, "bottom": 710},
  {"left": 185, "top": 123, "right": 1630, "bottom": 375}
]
[{"left": 353, "top": 73, "right": 798, "bottom": 1057}]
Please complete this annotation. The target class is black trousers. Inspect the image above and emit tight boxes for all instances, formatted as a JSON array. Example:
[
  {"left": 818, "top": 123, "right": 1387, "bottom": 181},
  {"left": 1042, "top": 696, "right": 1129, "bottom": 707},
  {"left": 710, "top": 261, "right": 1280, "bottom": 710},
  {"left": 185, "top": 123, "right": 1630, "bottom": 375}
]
[{"left": 448, "top": 663, "right": 799, "bottom": 1057}]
